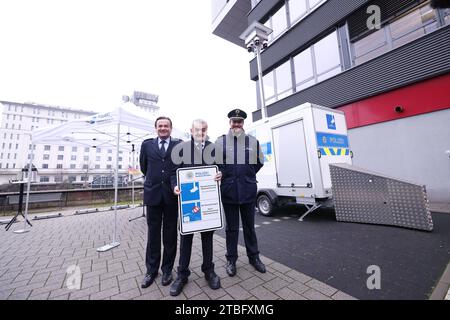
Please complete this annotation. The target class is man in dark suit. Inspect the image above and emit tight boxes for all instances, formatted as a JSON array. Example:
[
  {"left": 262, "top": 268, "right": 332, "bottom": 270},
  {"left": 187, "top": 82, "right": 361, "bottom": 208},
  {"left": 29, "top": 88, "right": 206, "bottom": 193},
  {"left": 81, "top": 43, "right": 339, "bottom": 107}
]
[
  {"left": 169, "top": 119, "right": 222, "bottom": 296},
  {"left": 215, "top": 109, "right": 266, "bottom": 277},
  {"left": 139, "top": 116, "right": 182, "bottom": 288}
]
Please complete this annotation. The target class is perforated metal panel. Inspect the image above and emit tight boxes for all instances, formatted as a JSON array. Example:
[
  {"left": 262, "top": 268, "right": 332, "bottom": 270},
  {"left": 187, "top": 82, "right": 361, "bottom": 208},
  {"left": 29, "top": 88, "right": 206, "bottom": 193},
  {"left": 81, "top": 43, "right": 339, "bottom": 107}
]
[{"left": 330, "top": 163, "right": 433, "bottom": 231}]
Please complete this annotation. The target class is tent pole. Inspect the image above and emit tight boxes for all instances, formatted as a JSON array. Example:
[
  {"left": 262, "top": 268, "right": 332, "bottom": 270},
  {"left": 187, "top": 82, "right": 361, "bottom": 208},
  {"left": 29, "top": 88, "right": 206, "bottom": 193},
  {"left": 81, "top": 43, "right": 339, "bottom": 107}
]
[
  {"left": 14, "top": 142, "right": 34, "bottom": 234},
  {"left": 97, "top": 122, "right": 121, "bottom": 252},
  {"left": 132, "top": 144, "right": 135, "bottom": 206}
]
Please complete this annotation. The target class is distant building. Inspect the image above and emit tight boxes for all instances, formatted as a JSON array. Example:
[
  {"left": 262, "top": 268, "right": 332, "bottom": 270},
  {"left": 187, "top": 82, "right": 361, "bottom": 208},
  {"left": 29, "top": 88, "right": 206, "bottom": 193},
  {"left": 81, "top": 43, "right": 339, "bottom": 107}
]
[
  {"left": 0, "top": 99, "right": 153, "bottom": 186},
  {"left": 124, "top": 91, "right": 160, "bottom": 115}
]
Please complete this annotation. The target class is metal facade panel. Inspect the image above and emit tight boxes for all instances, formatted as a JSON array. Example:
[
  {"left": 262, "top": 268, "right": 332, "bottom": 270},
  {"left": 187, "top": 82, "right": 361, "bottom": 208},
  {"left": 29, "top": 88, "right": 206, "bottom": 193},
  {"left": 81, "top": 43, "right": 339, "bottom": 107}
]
[
  {"left": 330, "top": 164, "right": 433, "bottom": 231},
  {"left": 252, "top": 26, "right": 450, "bottom": 121}
]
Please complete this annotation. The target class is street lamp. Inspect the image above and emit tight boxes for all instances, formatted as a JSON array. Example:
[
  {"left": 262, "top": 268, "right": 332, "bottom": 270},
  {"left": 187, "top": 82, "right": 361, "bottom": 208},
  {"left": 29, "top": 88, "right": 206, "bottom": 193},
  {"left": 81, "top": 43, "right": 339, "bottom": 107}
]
[{"left": 240, "top": 21, "right": 273, "bottom": 120}]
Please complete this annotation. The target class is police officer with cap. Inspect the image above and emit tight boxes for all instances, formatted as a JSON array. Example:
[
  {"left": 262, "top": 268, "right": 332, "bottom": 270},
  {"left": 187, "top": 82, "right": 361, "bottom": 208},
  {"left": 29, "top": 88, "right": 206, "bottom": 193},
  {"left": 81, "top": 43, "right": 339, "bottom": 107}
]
[{"left": 215, "top": 108, "right": 266, "bottom": 276}]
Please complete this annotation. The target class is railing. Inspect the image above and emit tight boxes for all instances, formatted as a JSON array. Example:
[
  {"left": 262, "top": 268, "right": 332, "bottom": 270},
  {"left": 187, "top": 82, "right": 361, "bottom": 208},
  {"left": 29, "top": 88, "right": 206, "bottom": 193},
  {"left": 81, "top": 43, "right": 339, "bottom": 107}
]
[{"left": 0, "top": 186, "right": 144, "bottom": 215}]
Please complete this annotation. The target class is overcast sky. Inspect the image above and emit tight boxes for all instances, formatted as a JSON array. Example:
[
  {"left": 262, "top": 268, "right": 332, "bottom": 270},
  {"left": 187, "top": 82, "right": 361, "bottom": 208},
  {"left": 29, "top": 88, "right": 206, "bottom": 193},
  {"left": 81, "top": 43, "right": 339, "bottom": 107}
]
[{"left": 0, "top": 0, "right": 256, "bottom": 139}]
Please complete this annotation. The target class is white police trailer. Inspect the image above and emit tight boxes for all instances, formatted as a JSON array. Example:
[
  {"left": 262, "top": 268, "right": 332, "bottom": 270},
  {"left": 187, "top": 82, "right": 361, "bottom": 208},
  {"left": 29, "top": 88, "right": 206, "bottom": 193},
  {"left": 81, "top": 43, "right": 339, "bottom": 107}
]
[{"left": 247, "top": 102, "right": 352, "bottom": 220}]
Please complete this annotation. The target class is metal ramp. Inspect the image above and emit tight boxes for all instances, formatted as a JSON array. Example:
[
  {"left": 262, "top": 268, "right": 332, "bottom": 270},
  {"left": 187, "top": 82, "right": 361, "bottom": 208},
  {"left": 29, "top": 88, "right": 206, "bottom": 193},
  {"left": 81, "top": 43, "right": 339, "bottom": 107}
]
[{"left": 330, "top": 163, "right": 433, "bottom": 231}]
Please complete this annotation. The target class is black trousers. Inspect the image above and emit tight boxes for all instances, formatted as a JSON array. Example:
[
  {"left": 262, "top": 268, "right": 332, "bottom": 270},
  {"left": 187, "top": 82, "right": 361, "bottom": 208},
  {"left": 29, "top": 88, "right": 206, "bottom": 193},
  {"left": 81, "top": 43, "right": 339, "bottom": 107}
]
[
  {"left": 223, "top": 202, "right": 260, "bottom": 263},
  {"left": 145, "top": 203, "right": 178, "bottom": 275},
  {"left": 177, "top": 231, "right": 215, "bottom": 280}
]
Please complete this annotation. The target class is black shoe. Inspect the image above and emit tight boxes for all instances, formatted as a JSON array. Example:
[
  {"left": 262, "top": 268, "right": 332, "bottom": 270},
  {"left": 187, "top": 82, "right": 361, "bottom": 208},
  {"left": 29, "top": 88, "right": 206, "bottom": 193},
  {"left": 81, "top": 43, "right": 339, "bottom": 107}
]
[
  {"left": 250, "top": 257, "right": 266, "bottom": 273},
  {"left": 170, "top": 277, "right": 188, "bottom": 296},
  {"left": 141, "top": 273, "right": 158, "bottom": 288},
  {"left": 161, "top": 272, "right": 173, "bottom": 286},
  {"left": 225, "top": 260, "right": 236, "bottom": 277},
  {"left": 205, "top": 272, "right": 221, "bottom": 290}
]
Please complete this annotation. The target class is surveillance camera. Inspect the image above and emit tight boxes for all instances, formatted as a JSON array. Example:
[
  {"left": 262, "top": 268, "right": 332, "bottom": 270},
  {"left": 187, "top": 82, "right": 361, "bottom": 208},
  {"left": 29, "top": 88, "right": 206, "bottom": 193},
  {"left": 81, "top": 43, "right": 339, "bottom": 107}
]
[
  {"left": 254, "top": 37, "right": 260, "bottom": 46},
  {"left": 262, "top": 41, "right": 268, "bottom": 49},
  {"left": 247, "top": 45, "right": 254, "bottom": 53}
]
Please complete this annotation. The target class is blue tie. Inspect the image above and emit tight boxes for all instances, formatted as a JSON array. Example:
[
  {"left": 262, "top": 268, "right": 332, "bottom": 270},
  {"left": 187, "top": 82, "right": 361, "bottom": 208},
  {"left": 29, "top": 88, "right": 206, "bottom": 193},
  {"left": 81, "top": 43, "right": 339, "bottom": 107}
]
[{"left": 160, "top": 140, "right": 166, "bottom": 157}]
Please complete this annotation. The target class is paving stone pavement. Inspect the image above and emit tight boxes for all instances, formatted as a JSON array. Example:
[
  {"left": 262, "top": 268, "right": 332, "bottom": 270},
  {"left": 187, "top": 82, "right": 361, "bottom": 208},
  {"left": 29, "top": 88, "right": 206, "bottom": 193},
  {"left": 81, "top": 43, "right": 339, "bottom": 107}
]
[{"left": 0, "top": 207, "right": 356, "bottom": 300}]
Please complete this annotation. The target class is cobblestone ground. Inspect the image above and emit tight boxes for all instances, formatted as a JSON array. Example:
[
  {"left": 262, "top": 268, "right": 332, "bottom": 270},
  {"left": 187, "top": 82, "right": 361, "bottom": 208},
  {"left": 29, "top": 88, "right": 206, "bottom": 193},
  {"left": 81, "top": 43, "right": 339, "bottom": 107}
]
[{"left": 0, "top": 207, "right": 355, "bottom": 300}]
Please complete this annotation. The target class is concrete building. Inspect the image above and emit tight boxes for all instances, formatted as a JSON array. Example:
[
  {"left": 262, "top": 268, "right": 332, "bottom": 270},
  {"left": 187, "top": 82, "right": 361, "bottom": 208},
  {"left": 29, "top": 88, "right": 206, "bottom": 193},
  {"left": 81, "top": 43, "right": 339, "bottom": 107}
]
[
  {"left": 0, "top": 94, "right": 159, "bottom": 186},
  {"left": 212, "top": 0, "right": 450, "bottom": 204}
]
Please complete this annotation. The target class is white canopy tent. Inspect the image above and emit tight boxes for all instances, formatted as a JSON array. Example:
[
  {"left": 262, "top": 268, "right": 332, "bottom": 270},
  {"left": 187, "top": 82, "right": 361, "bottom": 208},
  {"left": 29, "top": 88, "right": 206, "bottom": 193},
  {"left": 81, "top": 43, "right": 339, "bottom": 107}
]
[{"left": 17, "top": 102, "right": 186, "bottom": 252}]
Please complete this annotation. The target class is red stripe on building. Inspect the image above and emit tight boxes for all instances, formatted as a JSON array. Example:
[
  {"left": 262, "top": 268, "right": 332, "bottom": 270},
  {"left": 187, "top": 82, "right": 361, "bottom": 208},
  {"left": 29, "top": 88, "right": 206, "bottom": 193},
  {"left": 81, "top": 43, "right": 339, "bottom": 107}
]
[{"left": 337, "top": 73, "right": 450, "bottom": 129}]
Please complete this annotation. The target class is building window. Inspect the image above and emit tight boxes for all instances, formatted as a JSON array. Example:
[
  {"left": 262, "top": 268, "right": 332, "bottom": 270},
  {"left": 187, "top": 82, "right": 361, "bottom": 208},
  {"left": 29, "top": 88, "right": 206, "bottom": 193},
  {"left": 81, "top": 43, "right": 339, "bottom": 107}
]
[
  {"left": 57, "top": 164, "right": 63, "bottom": 169},
  {"left": 14, "top": 154, "right": 17, "bottom": 159},
  {"left": 118, "top": 165, "right": 122, "bottom": 169},
  {"left": 313, "top": 31, "right": 342, "bottom": 82},
  {"left": 118, "top": 157, "right": 123, "bottom": 162},
  {"left": 84, "top": 156, "right": 89, "bottom": 161},
  {"left": 70, "top": 164, "right": 76, "bottom": 169},
  {"left": 107, "top": 165, "right": 112, "bottom": 169},
  {"left": 85, "top": 147, "right": 90, "bottom": 153},
  {"left": 40, "top": 176, "right": 50, "bottom": 182},
  {"left": 96, "top": 148, "right": 101, "bottom": 153},
  {"left": 57, "top": 155, "right": 64, "bottom": 160},
  {"left": 444, "top": 8, "right": 450, "bottom": 25},
  {"left": 55, "top": 176, "right": 63, "bottom": 183},
  {"left": 350, "top": 2, "right": 439, "bottom": 66},
  {"left": 44, "top": 145, "right": 51, "bottom": 151},
  {"left": 288, "top": 0, "right": 325, "bottom": 26},
  {"left": 72, "top": 146, "right": 77, "bottom": 152},
  {"left": 108, "top": 157, "right": 112, "bottom": 161},
  {"left": 95, "top": 164, "right": 100, "bottom": 169},
  {"left": 15, "top": 144, "right": 18, "bottom": 150},
  {"left": 96, "top": 156, "right": 101, "bottom": 161},
  {"left": 83, "top": 164, "right": 88, "bottom": 169},
  {"left": 108, "top": 149, "right": 112, "bottom": 154},
  {"left": 43, "top": 154, "right": 50, "bottom": 160},
  {"left": 71, "top": 155, "right": 77, "bottom": 161},
  {"left": 5, "top": 163, "right": 8, "bottom": 169},
  {"left": 81, "top": 176, "right": 88, "bottom": 181},
  {"left": 68, "top": 176, "right": 76, "bottom": 183},
  {"left": 389, "top": 3, "right": 438, "bottom": 49},
  {"left": 17, "top": 134, "right": 19, "bottom": 140},
  {"left": 42, "top": 164, "right": 49, "bottom": 169},
  {"left": 58, "top": 146, "right": 64, "bottom": 151},
  {"left": 264, "top": 4, "right": 288, "bottom": 43}
]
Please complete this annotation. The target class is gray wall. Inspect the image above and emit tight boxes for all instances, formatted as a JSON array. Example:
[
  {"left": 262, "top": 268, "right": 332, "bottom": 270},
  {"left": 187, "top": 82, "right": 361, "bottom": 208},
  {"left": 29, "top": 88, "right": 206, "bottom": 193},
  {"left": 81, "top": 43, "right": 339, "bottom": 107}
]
[{"left": 348, "top": 108, "right": 450, "bottom": 203}]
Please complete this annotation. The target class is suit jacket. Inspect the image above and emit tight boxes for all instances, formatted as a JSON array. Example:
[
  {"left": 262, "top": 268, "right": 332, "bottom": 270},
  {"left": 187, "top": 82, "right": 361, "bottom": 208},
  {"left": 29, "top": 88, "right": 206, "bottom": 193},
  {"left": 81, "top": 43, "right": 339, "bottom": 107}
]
[
  {"left": 215, "top": 130, "right": 264, "bottom": 204},
  {"left": 140, "top": 137, "right": 182, "bottom": 206}
]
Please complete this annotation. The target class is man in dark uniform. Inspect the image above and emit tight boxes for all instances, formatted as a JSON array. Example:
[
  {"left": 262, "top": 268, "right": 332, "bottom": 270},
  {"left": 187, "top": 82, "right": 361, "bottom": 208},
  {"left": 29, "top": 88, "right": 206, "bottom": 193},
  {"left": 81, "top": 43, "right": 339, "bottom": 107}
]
[
  {"left": 139, "top": 116, "right": 182, "bottom": 288},
  {"left": 215, "top": 109, "right": 266, "bottom": 277},
  {"left": 168, "top": 119, "right": 222, "bottom": 296}
]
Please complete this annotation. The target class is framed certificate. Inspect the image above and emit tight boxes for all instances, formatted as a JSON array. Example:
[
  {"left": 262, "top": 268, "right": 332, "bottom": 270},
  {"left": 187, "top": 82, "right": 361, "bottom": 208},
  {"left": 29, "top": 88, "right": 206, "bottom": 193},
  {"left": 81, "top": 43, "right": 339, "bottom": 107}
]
[{"left": 176, "top": 165, "right": 224, "bottom": 235}]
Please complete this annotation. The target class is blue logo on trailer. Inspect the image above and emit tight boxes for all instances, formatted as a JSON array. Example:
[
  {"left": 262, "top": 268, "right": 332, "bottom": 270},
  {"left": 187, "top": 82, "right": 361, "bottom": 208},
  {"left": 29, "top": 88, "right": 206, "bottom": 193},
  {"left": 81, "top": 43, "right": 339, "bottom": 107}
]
[
  {"left": 327, "top": 114, "right": 336, "bottom": 130},
  {"left": 260, "top": 142, "right": 272, "bottom": 163}
]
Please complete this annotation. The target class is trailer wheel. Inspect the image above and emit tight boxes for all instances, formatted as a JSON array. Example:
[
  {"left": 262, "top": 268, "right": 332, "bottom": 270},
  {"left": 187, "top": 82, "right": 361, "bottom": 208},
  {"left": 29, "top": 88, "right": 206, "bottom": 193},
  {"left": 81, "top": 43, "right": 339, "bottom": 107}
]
[{"left": 257, "top": 194, "right": 273, "bottom": 216}]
